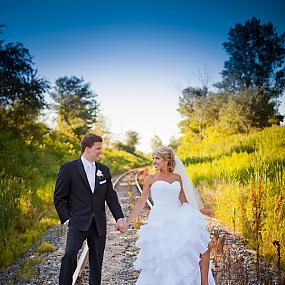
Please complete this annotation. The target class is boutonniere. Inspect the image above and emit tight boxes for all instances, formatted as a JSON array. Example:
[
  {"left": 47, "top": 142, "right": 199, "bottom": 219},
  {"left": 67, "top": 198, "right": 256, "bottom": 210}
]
[{"left": 96, "top": 169, "right": 104, "bottom": 180}]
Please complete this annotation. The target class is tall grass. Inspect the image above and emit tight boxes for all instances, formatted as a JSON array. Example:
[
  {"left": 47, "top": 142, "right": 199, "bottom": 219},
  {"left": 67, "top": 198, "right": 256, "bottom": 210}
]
[{"left": 178, "top": 126, "right": 285, "bottom": 269}]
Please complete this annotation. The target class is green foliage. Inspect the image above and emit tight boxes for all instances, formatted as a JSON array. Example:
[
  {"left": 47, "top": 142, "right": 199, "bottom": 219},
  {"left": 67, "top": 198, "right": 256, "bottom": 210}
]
[
  {"left": 216, "top": 17, "right": 285, "bottom": 126},
  {"left": 179, "top": 18, "right": 285, "bottom": 137},
  {"left": 178, "top": 126, "right": 285, "bottom": 269},
  {"left": 217, "top": 17, "right": 285, "bottom": 96},
  {"left": 178, "top": 86, "right": 212, "bottom": 139},
  {"left": 168, "top": 136, "right": 180, "bottom": 151},
  {"left": 0, "top": 123, "right": 78, "bottom": 269},
  {"left": 151, "top": 135, "right": 163, "bottom": 150},
  {"left": 37, "top": 241, "right": 55, "bottom": 254},
  {"left": 218, "top": 92, "right": 252, "bottom": 134},
  {"left": 113, "top": 130, "right": 140, "bottom": 154},
  {"left": 0, "top": 35, "right": 49, "bottom": 127},
  {"left": 125, "top": 130, "right": 140, "bottom": 151},
  {"left": 16, "top": 256, "right": 41, "bottom": 282},
  {"left": 0, "top": 121, "right": 149, "bottom": 270},
  {"left": 91, "top": 114, "right": 112, "bottom": 147},
  {"left": 51, "top": 76, "right": 99, "bottom": 139}
]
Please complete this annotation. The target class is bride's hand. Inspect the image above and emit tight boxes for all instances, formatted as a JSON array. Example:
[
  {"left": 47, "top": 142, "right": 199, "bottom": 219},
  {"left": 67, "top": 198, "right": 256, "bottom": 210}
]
[
  {"left": 116, "top": 218, "right": 129, "bottom": 233},
  {"left": 199, "top": 208, "right": 206, "bottom": 215}
]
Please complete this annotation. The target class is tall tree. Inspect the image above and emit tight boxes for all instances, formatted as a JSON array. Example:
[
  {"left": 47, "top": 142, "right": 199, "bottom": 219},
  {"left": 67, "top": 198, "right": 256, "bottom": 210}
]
[
  {"left": 125, "top": 130, "right": 139, "bottom": 153},
  {"left": 92, "top": 114, "right": 112, "bottom": 147},
  {"left": 51, "top": 76, "right": 99, "bottom": 139},
  {"left": 218, "top": 94, "right": 252, "bottom": 134},
  {"left": 113, "top": 130, "right": 139, "bottom": 154},
  {"left": 168, "top": 136, "right": 180, "bottom": 151},
  {"left": 0, "top": 28, "right": 49, "bottom": 128},
  {"left": 178, "top": 87, "right": 227, "bottom": 140},
  {"left": 216, "top": 17, "right": 285, "bottom": 126},
  {"left": 218, "top": 17, "right": 285, "bottom": 96},
  {"left": 178, "top": 87, "right": 208, "bottom": 140},
  {"left": 178, "top": 66, "right": 221, "bottom": 140},
  {"left": 151, "top": 135, "right": 163, "bottom": 150}
]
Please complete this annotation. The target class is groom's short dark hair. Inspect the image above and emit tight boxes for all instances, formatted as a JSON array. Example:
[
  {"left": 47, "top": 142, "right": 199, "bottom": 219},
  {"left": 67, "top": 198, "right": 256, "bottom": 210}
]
[{"left": 81, "top": 133, "right": 103, "bottom": 153}]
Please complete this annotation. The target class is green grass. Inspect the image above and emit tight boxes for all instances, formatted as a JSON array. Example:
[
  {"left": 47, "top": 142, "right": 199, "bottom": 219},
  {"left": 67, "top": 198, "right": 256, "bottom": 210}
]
[
  {"left": 37, "top": 241, "right": 55, "bottom": 254},
  {"left": 16, "top": 256, "right": 42, "bottom": 282},
  {"left": 178, "top": 126, "right": 285, "bottom": 269}
]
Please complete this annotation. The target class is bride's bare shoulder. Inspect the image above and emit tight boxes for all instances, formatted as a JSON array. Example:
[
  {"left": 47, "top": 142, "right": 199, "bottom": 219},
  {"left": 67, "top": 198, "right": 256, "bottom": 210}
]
[
  {"left": 172, "top": 173, "right": 182, "bottom": 183},
  {"left": 144, "top": 174, "right": 155, "bottom": 186}
]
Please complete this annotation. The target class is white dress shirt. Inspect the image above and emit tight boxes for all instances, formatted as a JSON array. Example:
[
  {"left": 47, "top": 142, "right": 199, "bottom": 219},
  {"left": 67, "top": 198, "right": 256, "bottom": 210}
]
[{"left": 81, "top": 156, "right": 96, "bottom": 193}]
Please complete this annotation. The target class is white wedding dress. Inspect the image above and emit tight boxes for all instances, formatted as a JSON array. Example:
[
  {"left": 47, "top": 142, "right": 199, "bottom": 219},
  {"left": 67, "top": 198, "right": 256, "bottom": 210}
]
[{"left": 133, "top": 180, "right": 216, "bottom": 285}]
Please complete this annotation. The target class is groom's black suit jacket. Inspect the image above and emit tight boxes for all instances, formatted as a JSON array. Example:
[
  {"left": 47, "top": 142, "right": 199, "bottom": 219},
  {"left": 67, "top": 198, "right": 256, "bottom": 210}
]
[{"left": 54, "top": 158, "right": 124, "bottom": 236}]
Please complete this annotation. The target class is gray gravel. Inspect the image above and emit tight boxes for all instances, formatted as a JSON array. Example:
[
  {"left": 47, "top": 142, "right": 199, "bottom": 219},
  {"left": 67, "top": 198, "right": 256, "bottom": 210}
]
[
  {"left": 206, "top": 217, "right": 282, "bottom": 284},
  {"left": 0, "top": 225, "right": 67, "bottom": 285}
]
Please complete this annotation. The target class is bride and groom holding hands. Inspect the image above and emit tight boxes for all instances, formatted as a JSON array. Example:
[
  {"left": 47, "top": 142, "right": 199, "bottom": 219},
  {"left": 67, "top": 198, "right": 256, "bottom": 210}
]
[{"left": 54, "top": 133, "right": 216, "bottom": 285}]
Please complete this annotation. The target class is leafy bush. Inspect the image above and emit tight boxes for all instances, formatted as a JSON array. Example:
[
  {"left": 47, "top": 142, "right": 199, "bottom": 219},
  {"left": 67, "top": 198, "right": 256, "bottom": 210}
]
[{"left": 178, "top": 126, "right": 285, "bottom": 269}]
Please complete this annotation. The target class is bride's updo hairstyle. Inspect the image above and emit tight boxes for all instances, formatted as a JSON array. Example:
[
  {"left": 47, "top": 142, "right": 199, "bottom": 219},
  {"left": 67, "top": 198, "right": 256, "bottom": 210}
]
[{"left": 153, "top": 146, "right": 176, "bottom": 172}]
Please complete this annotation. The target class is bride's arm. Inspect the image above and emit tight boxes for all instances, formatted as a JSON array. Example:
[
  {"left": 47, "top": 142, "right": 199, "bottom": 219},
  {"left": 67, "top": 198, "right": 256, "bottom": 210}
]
[
  {"left": 178, "top": 175, "right": 189, "bottom": 204},
  {"left": 125, "top": 175, "right": 152, "bottom": 227}
]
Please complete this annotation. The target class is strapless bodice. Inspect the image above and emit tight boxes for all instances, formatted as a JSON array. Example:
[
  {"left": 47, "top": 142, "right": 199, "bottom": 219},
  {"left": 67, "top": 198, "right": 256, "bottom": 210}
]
[{"left": 150, "top": 180, "right": 181, "bottom": 209}]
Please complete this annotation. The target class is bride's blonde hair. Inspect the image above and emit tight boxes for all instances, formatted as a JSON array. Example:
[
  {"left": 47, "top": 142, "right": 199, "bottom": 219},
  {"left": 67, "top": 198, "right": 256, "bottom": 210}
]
[{"left": 153, "top": 146, "right": 176, "bottom": 172}]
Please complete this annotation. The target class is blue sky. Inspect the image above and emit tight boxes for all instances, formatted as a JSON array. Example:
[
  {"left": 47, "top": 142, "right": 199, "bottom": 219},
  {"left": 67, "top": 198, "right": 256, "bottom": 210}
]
[{"left": 1, "top": 0, "right": 285, "bottom": 151}]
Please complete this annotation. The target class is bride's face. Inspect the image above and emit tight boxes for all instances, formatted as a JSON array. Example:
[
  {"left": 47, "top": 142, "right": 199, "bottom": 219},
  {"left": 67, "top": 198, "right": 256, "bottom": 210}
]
[{"left": 152, "top": 155, "right": 167, "bottom": 170}]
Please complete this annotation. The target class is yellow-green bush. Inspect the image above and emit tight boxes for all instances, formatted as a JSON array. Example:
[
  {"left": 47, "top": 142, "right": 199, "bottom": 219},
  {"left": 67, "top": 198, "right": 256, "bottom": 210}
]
[
  {"left": 37, "top": 241, "right": 55, "bottom": 254},
  {"left": 178, "top": 126, "right": 285, "bottom": 268}
]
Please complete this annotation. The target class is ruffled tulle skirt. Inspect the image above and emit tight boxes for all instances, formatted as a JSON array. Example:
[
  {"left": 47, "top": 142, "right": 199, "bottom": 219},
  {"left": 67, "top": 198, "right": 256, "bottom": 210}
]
[{"left": 133, "top": 204, "right": 216, "bottom": 285}]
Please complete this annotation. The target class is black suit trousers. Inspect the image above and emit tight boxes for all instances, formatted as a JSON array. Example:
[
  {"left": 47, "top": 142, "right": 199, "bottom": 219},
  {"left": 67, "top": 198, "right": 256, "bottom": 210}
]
[{"left": 59, "top": 218, "right": 106, "bottom": 285}]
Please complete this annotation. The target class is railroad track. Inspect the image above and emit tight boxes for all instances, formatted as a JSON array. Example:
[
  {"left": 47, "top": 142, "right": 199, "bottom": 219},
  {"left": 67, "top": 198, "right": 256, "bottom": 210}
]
[{"left": 74, "top": 168, "right": 150, "bottom": 285}]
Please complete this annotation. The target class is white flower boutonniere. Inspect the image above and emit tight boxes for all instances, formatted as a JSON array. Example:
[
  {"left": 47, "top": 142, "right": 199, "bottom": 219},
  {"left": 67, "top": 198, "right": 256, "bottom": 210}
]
[{"left": 96, "top": 169, "right": 104, "bottom": 180}]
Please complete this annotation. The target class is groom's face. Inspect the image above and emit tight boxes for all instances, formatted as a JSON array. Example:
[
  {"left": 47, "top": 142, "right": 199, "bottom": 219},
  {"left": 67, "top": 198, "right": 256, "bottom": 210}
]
[{"left": 88, "top": 142, "right": 103, "bottom": 161}]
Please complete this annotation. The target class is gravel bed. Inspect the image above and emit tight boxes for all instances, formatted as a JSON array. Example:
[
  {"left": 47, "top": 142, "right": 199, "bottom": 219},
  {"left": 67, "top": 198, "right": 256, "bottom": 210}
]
[
  {"left": 0, "top": 225, "right": 67, "bottom": 285},
  {"left": 206, "top": 217, "right": 281, "bottom": 284}
]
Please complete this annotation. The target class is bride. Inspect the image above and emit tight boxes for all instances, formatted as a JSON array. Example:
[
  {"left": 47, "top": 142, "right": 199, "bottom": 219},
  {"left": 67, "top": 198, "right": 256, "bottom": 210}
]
[{"left": 121, "top": 146, "right": 216, "bottom": 285}]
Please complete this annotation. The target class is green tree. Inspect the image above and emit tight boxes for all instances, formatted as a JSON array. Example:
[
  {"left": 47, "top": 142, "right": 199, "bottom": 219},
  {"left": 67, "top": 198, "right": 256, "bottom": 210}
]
[
  {"left": 112, "top": 130, "right": 139, "bottom": 154},
  {"left": 178, "top": 87, "right": 208, "bottom": 140},
  {"left": 151, "top": 135, "right": 163, "bottom": 150},
  {"left": 92, "top": 114, "right": 112, "bottom": 147},
  {"left": 218, "top": 17, "right": 285, "bottom": 95},
  {"left": 218, "top": 94, "right": 251, "bottom": 135},
  {"left": 216, "top": 17, "right": 285, "bottom": 126},
  {"left": 178, "top": 87, "right": 228, "bottom": 139},
  {"left": 51, "top": 76, "right": 99, "bottom": 139},
  {"left": 0, "top": 29, "right": 49, "bottom": 129},
  {"left": 125, "top": 130, "right": 139, "bottom": 153},
  {"left": 168, "top": 136, "right": 180, "bottom": 151}
]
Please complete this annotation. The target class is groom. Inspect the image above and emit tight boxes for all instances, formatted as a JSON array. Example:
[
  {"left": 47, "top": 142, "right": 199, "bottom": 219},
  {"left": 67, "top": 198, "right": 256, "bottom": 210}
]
[{"left": 54, "top": 133, "right": 125, "bottom": 285}]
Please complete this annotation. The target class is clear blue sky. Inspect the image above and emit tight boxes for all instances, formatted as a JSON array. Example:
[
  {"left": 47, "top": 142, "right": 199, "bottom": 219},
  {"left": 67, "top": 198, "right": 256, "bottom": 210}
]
[{"left": 1, "top": 0, "right": 285, "bottom": 151}]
